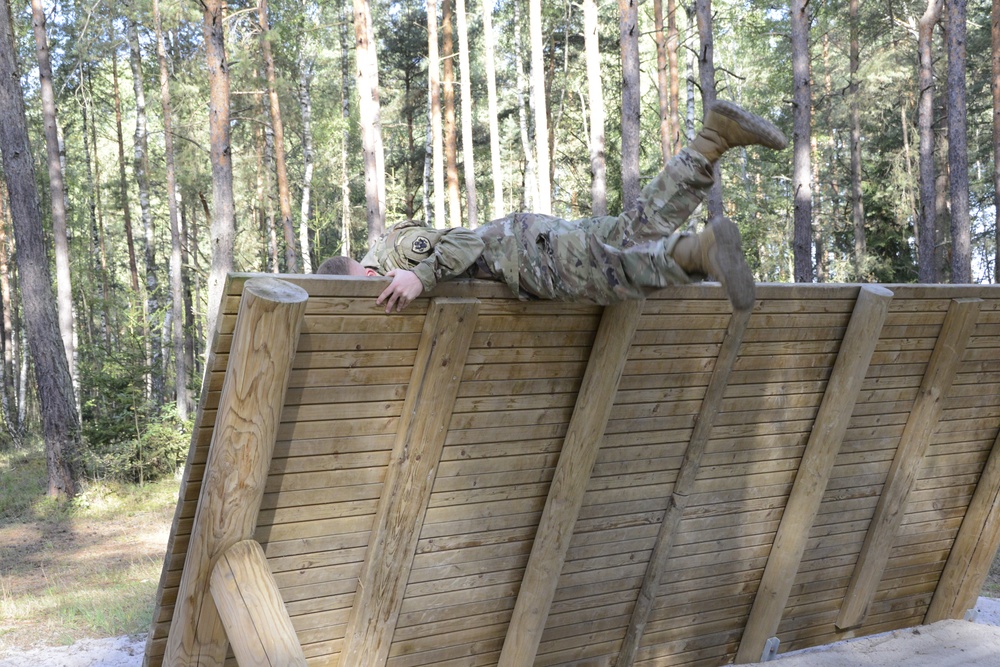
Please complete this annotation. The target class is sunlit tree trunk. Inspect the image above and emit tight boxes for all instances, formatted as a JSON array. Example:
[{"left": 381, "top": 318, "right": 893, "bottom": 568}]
[
  {"left": 0, "top": 188, "right": 18, "bottom": 438},
  {"left": 619, "top": 0, "right": 640, "bottom": 205},
  {"left": 0, "top": 0, "right": 81, "bottom": 497},
  {"left": 696, "top": 0, "right": 722, "bottom": 218},
  {"left": 111, "top": 44, "right": 141, "bottom": 296},
  {"left": 203, "top": 0, "right": 236, "bottom": 343},
  {"left": 667, "top": 0, "right": 681, "bottom": 155},
  {"left": 947, "top": 0, "right": 971, "bottom": 282},
  {"left": 341, "top": 7, "right": 353, "bottom": 256},
  {"left": 529, "top": 0, "right": 551, "bottom": 214},
  {"left": 83, "top": 71, "right": 112, "bottom": 352},
  {"left": 427, "top": 0, "right": 446, "bottom": 227},
  {"left": 791, "top": 0, "right": 813, "bottom": 282},
  {"left": 298, "top": 45, "right": 315, "bottom": 273},
  {"left": 154, "top": 0, "right": 188, "bottom": 421},
  {"left": 354, "top": 0, "right": 387, "bottom": 241},
  {"left": 514, "top": 2, "right": 538, "bottom": 211},
  {"left": 918, "top": 0, "right": 942, "bottom": 283},
  {"left": 455, "top": 0, "right": 478, "bottom": 228},
  {"left": 849, "top": 0, "right": 866, "bottom": 278},
  {"left": 654, "top": 0, "right": 671, "bottom": 165},
  {"left": 441, "top": 0, "right": 461, "bottom": 225},
  {"left": 30, "top": 0, "right": 74, "bottom": 382},
  {"left": 482, "top": 0, "right": 503, "bottom": 220},
  {"left": 993, "top": 0, "right": 1000, "bottom": 283},
  {"left": 582, "top": 0, "right": 607, "bottom": 217}
]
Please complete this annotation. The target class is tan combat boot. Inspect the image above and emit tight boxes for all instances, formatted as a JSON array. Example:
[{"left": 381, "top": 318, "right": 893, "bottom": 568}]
[
  {"left": 672, "top": 217, "right": 755, "bottom": 311},
  {"left": 690, "top": 100, "right": 788, "bottom": 163}
]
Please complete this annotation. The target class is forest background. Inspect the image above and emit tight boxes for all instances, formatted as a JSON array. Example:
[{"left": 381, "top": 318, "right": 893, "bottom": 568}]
[{"left": 0, "top": 0, "right": 998, "bottom": 498}]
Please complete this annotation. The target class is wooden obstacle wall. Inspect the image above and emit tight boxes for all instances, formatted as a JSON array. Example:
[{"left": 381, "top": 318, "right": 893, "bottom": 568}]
[{"left": 145, "top": 275, "right": 1000, "bottom": 667}]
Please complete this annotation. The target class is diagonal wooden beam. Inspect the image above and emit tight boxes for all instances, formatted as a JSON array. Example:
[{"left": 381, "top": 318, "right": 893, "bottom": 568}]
[
  {"left": 735, "top": 285, "right": 893, "bottom": 663},
  {"left": 835, "top": 297, "right": 982, "bottom": 631},
  {"left": 164, "top": 278, "right": 309, "bottom": 667},
  {"left": 925, "top": 424, "right": 1000, "bottom": 623},
  {"left": 497, "top": 300, "right": 643, "bottom": 667},
  {"left": 340, "top": 297, "right": 479, "bottom": 667},
  {"left": 615, "top": 307, "right": 751, "bottom": 667}
]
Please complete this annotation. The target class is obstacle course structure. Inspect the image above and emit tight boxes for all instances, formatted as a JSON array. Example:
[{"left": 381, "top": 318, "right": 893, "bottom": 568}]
[{"left": 145, "top": 275, "right": 1000, "bottom": 666}]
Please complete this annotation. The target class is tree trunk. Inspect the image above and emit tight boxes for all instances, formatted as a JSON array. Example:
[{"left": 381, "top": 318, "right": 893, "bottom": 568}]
[
  {"left": 455, "top": 0, "right": 478, "bottom": 228},
  {"left": 529, "top": 0, "right": 551, "bottom": 214},
  {"left": 427, "top": 0, "right": 446, "bottom": 227},
  {"left": 111, "top": 44, "right": 141, "bottom": 296},
  {"left": 353, "top": 0, "right": 387, "bottom": 242},
  {"left": 791, "top": 0, "right": 813, "bottom": 282},
  {"left": 154, "top": 0, "right": 188, "bottom": 421},
  {"left": 298, "top": 47, "right": 315, "bottom": 273},
  {"left": 849, "top": 0, "right": 865, "bottom": 278},
  {"left": 128, "top": 16, "right": 163, "bottom": 401},
  {"left": 918, "top": 0, "right": 942, "bottom": 283},
  {"left": 340, "top": 7, "right": 353, "bottom": 256},
  {"left": 946, "top": 0, "right": 971, "bottom": 282},
  {"left": 0, "top": 188, "right": 18, "bottom": 438},
  {"left": 582, "top": 0, "right": 607, "bottom": 217},
  {"left": 667, "top": 0, "right": 681, "bottom": 155},
  {"left": 482, "top": 0, "right": 504, "bottom": 220},
  {"left": 259, "top": 0, "right": 298, "bottom": 273},
  {"left": 30, "top": 0, "right": 74, "bottom": 382},
  {"left": 441, "top": 0, "right": 461, "bottom": 225},
  {"left": 203, "top": 0, "right": 236, "bottom": 343},
  {"left": 654, "top": 0, "right": 671, "bottom": 165},
  {"left": 0, "top": 0, "right": 81, "bottom": 497},
  {"left": 514, "top": 2, "right": 538, "bottom": 211},
  {"left": 695, "top": 0, "right": 723, "bottom": 218},
  {"left": 993, "top": 0, "right": 1000, "bottom": 283},
  {"left": 619, "top": 0, "right": 640, "bottom": 206},
  {"left": 83, "top": 71, "right": 112, "bottom": 352}
]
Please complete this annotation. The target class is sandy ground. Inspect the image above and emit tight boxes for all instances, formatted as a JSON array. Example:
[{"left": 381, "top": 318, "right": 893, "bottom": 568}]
[{"left": 1, "top": 598, "right": 999, "bottom": 666}]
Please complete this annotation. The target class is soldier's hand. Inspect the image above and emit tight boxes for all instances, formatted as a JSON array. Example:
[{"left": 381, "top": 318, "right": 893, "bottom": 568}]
[{"left": 376, "top": 269, "right": 424, "bottom": 313}]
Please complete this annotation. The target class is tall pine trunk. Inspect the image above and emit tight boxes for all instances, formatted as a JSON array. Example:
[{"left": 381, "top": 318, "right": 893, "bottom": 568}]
[
  {"left": 514, "top": 2, "right": 538, "bottom": 211},
  {"left": 0, "top": 190, "right": 18, "bottom": 438},
  {"left": 619, "top": 0, "right": 640, "bottom": 205},
  {"left": 442, "top": 0, "right": 461, "bottom": 225},
  {"left": 946, "top": 0, "right": 971, "bottom": 282},
  {"left": 582, "top": 0, "right": 607, "bottom": 217},
  {"left": 30, "top": 0, "right": 74, "bottom": 382},
  {"left": 341, "top": 6, "right": 353, "bottom": 255},
  {"left": 993, "top": 0, "right": 1000, "bottom": 283},
  {"left": 298, "top": 46, "right": 315, "bottom": 273},
  {"left": 354, "top": 0, "right": 387, "bottom": 241},
  {"left": 529, "top": 0, "right": 551, "bottom": 213},
  {"left": 695, "top": 0, "right": 723, "bottom": 218},
  {"left": 791, "top": 0, "right": 813, "bottom": 282},
  {"left": 455, "top": 0, "right": 478, "bottom": 227},
  {"left": 917, "top": 0, "right": 942, "bottom": 283},
  {"left": 667, "top": 0, "right": 681, "bottom": 155},
  {"left": 427, "top": 0, "right": 446, "bottom": 227},
  {"left": 849, "top": 0, "right": 865, "bottom": 278},
  {"left": 0, "top": 0, "right": 81, "bottom": 497},
  {"left": 654, "top": 0, "right": 671, "bottom": 165},
  {"left": 111, "top": 44, "right": 141, "bottom": 295},
  {"left": 482, "top": 0, "right": 504, "bottom": 220}
]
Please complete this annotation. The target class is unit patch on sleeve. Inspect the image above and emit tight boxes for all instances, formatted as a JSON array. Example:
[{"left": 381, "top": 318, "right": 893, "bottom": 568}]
[{"left": 411, "top": 235, "right": 431, "bottom": 254}]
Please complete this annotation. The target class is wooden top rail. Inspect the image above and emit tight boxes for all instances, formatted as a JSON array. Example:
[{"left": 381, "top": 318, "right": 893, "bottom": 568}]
[{"left": 146, "top": 276, "right": 1000, "bottom": 667}]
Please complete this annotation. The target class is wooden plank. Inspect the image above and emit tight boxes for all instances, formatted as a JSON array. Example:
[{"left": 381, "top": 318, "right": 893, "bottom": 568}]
[
  {"left": 339, "top": 297, "right": 479, "bottom": 667},
  {"left": 924, "top": 426, "right": 1000, "bottom": 622},
  {"left": 496, "top": 300, "right": 643, "bottom": 667},
  {"left": 615, "top": 308, "right": 751, "bottom": 667},
  {"left": 162, "top": 278, "right": 308, "bottom": 667},
  {"left": 835, "top": 297, "right": 981, "bottom": 631},
  {"left": 734, "top": 285, "right": 893, "bottom": 663}
]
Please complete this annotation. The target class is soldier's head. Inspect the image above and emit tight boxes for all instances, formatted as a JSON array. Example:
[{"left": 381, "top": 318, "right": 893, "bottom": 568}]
[{"left": 317, "top": 256, "right": 380, "bottom": 277}]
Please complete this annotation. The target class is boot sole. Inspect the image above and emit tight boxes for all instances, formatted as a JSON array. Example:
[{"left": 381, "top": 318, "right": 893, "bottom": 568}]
[
  {"left": 711, "top": 100, "right": 788, "bottom": 151},
  {"left": 708, "top": 218, "right": 756, "bottom": 312}
]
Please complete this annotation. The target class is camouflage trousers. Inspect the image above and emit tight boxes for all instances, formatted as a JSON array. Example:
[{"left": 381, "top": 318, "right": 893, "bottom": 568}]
[{"left": 477, "top": 147, "right": 715, "bottom": 303}]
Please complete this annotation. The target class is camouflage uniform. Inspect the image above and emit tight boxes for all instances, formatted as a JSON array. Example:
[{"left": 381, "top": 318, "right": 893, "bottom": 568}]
[{"left": 361, "top": 148, "right": 714, "bottom": 303}]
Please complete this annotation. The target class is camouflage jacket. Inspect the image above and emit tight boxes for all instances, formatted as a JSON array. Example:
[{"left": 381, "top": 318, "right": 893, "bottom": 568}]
[{"left": 360, "top": 220, "right": 484, "bottom": 293}]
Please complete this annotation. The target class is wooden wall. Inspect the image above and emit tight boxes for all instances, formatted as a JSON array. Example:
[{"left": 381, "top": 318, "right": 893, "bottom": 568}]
[{"left": 145, "top": 276, "right": 1000, "bottom": 667}]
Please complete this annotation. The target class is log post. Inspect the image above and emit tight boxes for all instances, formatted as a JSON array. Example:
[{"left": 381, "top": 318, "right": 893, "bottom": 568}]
[
  {"left": 163, "top": 278, "right": 309, "bottom": 666},
  {"left": 210, "top": 539, "right": 306, "bottom": 667}
]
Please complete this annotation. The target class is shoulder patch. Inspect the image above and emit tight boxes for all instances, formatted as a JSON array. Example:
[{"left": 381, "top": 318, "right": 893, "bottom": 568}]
[{"left": 411, "top": 235, "right": 431, "bottom": 254}]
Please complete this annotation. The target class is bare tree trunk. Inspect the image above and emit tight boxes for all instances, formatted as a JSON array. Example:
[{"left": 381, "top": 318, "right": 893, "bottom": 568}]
[
  {"left": 918, "top": 0, "right": 942, "bottom": 283},
  {"left": 427, "top": 0, "right": 446, "bottom": 227},
  {"left": 529, "top": 0, "right": 551, "bottom": 214},
  {"left": 0, "top": 188, "right": 18, "bottom": 438},
  {"left": 791, "top": 0, "right": 813, "bottom": 282},
  {"left": 685, "top": 4, "right": 696, "bottom": 142},
  {"left": 203, "top": 0, "right": 236, "bottom": 342},
  {"left": 582, "top": 0, "right": 607, "bottom": 217},
  {"left": 354, "top": 0, "right": 387, "bottom": 241},
  {"left": 947, "top": 0, "right": 971, "bottom": 282},
  {"left": 454, "top": 0, "right": 479, "bottom": 228},
  {"left": 0, "top": 0, "right": 80, "bottom": 497},
  {"left": 514, "top": 2, "right": 538, "bottom": 211},
  {"left": 654, "top": 0, "right": 671, "bottom": 165},
  {"left": 298, "top": 44, "right": 315, "bottom": 273},
  {"left": 695, "top": 0, "right": 723, "bottom": 218},
  {"left": 849, "top": 0, "right": 865, "bottom": 278},
  {"left": 619, "top": 0, "right": 640, "bottom": 206},
  {"left": 259, "top": 0, "right": 298, "bottom": 272},
  {"left": 154, "top": 0, "right": 188, "bottom": 421},
  {"left": 482, "top": 0, "right": 503, "bottom": 220},
  {"left": 111, "top": 44, "right": 141, "bottom": 296},
  {"left": 341, "top": 7, "right": 353, "bottom": 255},
  {"left": 994, "top": 0, "right": 1000, "bottom": 283},
  {"left": 30, "top": 0, "right": 74, "bottom": 382},
  {"left": 83, "top": 71, "right": 112, "bottom": 352},
  {"left": 667, "top": 0, "right": 681, "bottom": 156},
  {"left": 442, "top": 0, "right": 461, "bottom": 225}
]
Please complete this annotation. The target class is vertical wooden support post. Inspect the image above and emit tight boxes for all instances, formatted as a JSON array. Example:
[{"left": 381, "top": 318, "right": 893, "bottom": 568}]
[
  {"left": 497, "top": 300, "right": 643, "bottom": 667},
  {"left": 926, "top": 427, "right": 1000, "bottom": 622},
  {"left": 835, "top": 297, "right": 981, "bottom": 631},
  {"left": 340, "top": 298, "right": 479, "bottom": 667},
  {"left": 210, "top": 540, "right": 307, "bottom": 667},
  {"left": 616, "top": 308, "right": 751, "bottom": 667},
  {"left": 163, "top": 278, "right": 308, "bottom": 667},
  {"left": 735, "top": 285, "right": 893, "bottom": 663}
]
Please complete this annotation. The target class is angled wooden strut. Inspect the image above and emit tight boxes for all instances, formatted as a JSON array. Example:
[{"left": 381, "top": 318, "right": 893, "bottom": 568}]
[
  {"left": 163, "top": 278, "right": 309, "bottom": 667},
  {"left": 836, "top": 297, "right": 982, "bottom": 631},
  {"left": 340, "top": 298, "right": 479, "bottom": 667},
  {"left": 497, "top": 300, "right": 644, "bottom": 667},
  {"left": 615, "top": 307, "right": 751, "bottom": 667},
  {"left": 735, "top": 285, "right": 893, "bottom": 664}
]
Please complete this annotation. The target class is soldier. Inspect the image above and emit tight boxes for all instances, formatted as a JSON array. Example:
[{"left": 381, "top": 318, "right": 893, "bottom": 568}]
[{"left": 319, "top": 100, "right": 786, "bottom": 313}]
